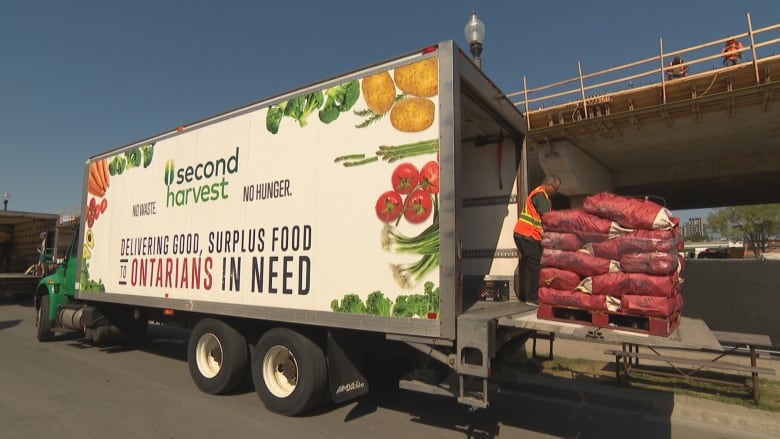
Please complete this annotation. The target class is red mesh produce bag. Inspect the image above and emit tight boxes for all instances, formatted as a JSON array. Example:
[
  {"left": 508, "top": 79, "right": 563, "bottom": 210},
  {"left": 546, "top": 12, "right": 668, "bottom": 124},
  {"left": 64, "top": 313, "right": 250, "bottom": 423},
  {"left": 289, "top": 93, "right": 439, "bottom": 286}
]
[
  {"left": 539, "top": 267, "right": 581, "bottom": 291},
  {"left": 542, "top": 209, "right": 632, "bottom": 242},
  {"left": 619, "top": 251, "right": 679, "bottom": 275},
  {"left": 633, "top": 228, "right": 675, "bottom": 240},
  {"left": 577, "top": 271, "right": 682, "bottom": 297},
  {"left": 619, "top": 293, "right": 684, "bottom": 317},
  {"left": 582, "top": 192, "right": 675, "bottom": 230},
  {"left": 542, "top": 231, "right": 583, "bottom": 251},
  {"left": 538, "top": 287, "right": 595, "bottom": 308},
  {"left": 589, "top": 232, "right": 684, "bottom": 260},
  {"left": 589, "top": 294, "right": 623, "bottom": 312},
  {"left": 541, "top": 248, "right": 620, "bottom": 277},
  {"left": 631, "top": 225, "right": 683, "bottom": 249}
]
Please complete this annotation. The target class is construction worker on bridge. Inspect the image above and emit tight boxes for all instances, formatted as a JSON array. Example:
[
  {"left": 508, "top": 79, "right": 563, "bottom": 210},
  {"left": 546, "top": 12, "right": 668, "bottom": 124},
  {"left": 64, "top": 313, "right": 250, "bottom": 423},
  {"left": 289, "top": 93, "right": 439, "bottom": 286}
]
[
  {"left": 667, "top": 55, "right": 689, "bottom": 80},
  {"left": 513, "top": 174, "right": 561, "bottom": 306},
  {"left": 722, "top": 38, "right": 744, "bottom": 66}
]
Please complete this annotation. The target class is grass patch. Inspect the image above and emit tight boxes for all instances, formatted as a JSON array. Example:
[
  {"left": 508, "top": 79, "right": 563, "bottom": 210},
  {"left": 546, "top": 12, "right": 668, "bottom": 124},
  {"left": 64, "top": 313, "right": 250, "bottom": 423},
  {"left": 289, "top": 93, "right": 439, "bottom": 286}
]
[{"left": 534, "top": 355, "right": 780, "bottom": 412}]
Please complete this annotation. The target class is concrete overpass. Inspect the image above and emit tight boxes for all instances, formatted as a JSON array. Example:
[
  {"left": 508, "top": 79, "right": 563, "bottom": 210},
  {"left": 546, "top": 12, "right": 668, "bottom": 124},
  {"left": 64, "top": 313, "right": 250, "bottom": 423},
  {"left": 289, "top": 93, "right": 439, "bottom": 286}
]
[{"left": 508, "top": 16, "right": 780, "bottom": 210}]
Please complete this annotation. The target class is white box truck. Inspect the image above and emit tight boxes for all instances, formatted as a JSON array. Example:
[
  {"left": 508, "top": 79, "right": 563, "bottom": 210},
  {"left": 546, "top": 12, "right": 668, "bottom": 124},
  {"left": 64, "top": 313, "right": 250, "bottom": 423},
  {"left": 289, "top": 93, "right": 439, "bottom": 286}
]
[{"left": 35, "top": 41, "right": 543, "bottom": 415}]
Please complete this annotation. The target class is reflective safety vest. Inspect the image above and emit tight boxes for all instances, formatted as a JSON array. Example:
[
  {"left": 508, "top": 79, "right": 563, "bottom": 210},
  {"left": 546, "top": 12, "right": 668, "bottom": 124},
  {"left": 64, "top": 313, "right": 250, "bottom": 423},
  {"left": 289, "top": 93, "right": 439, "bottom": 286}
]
[
  {"left": 669, "top": 60, "right": 686, "bottom": 77},
  {"left": 513, "top": 185, "right": 550, "bottom": 241},
  {"left": 723, "top": 41, "right": 743, "bottom": 61}
]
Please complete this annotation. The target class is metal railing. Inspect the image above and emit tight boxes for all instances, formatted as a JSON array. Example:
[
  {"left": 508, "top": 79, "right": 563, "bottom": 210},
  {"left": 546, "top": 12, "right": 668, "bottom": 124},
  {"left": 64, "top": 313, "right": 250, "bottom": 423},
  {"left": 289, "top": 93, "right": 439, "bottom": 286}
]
[{"left": 508, "top": 12, "right": 780, "bottom": 130}]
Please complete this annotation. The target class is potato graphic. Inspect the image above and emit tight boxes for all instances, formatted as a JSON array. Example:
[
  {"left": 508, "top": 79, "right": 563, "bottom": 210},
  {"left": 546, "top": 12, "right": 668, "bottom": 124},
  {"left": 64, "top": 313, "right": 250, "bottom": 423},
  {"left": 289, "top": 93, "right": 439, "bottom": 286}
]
[
  {"left": 390, "top": 97, "right": 435, "bottom": 132},
  {"left": 361, "top": 71, "right": 396, "bottom": 115},
  {"left": 394, "top": 58, "right": 439, "bottom": 97}
]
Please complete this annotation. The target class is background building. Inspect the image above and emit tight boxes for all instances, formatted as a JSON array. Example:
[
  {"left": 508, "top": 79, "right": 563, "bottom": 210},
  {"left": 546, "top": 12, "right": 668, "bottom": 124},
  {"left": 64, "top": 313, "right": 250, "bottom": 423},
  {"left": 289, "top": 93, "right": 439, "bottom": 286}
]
[{"left": 682, "top": 217, "right": 706, "bottom": 239}]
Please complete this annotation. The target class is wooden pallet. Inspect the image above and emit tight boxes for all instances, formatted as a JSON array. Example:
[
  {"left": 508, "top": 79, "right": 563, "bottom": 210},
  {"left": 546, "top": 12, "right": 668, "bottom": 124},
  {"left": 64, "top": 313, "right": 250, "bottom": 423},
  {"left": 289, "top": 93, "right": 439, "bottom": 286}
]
[{"left": 537, "top": 303, "right": 680, "bottom": 336}]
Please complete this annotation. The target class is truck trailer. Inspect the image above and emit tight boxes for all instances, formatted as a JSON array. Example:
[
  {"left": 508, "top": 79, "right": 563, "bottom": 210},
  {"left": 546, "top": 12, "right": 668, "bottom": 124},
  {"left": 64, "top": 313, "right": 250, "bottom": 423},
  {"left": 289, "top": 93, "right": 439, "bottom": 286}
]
[
  {"left": 1, "top": 210, "right": 74, "bottom": 299},
  {"left": 34, "top": 41, "right": 593, "bottom": 415}
]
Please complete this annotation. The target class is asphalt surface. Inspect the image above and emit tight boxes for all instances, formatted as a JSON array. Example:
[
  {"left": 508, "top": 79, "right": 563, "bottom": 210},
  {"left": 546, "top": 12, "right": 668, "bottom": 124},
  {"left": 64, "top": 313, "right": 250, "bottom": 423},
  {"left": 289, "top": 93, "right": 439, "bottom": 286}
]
[
  {"left": 517, "top": 336, "right": 780, "bottom": 437},
  {"left": 0, "top": 294, "right": 780, "bottom": 438}
]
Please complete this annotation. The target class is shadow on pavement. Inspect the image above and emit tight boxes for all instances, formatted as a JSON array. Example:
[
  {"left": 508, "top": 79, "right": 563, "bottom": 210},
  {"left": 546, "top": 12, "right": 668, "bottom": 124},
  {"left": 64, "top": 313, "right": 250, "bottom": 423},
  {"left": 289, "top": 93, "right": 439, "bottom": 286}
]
[
  {"left": 339, "top": 381, "right": 674, "bottom": 439},
  {"left": 0, "top": 319, "right": 22, "bottom": 331}
]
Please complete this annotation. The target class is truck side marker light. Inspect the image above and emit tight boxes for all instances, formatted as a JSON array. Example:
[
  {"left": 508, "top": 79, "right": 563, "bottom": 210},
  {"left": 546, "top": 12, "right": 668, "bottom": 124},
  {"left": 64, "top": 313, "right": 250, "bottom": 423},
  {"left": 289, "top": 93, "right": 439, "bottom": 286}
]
[{"left": 164, "top": 309, "right": 174, "bottom": 316}]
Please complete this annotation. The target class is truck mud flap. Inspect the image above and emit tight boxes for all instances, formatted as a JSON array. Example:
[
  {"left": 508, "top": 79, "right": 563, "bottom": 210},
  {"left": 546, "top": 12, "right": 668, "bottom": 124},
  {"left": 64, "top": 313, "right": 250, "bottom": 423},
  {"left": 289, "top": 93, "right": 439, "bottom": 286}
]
[{"left": 327, "top": 330, "right": 369, "bottom": 404}]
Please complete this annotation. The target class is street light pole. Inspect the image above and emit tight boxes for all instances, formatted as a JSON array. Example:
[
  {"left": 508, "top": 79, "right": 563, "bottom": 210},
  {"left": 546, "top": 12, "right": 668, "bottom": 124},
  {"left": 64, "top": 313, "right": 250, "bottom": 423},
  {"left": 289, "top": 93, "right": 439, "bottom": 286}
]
[{"left": 464, "top": 9, "right": 486, "bottom": 69}]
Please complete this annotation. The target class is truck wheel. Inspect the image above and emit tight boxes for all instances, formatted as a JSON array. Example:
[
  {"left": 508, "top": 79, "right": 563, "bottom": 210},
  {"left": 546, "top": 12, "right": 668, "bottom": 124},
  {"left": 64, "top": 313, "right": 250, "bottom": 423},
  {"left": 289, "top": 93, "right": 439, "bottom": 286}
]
[
  {"left": 36, "top": 294, "right": 55, "bottom": 342},
  {"left": 187, "top": 318, "right": 248, "bottom": 394},
  {"left": 252, "top": 328, "right": 327, "bottom": 416}
]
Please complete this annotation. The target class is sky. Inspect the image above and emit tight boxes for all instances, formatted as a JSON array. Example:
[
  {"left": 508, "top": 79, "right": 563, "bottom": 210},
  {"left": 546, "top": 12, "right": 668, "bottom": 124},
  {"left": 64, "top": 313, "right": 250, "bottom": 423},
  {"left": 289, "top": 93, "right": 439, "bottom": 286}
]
[{"left": 1, "top": 0, "right": 778, "bottom": 222}]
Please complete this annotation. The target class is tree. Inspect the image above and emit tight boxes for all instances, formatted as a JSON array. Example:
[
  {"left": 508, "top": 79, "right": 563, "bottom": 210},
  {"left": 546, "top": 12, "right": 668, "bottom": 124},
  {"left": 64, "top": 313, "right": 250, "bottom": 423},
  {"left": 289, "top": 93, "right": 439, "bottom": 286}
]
[{"left": 707, "top": 204, "right": 780, "bottom": 257}]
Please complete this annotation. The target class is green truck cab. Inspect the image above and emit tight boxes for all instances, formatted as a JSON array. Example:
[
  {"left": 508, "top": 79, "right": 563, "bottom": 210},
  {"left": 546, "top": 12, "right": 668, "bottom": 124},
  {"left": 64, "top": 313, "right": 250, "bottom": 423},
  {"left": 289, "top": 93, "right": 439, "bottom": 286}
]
[{"left": 35, "top": 221, "right": 80, "bottom": 341}]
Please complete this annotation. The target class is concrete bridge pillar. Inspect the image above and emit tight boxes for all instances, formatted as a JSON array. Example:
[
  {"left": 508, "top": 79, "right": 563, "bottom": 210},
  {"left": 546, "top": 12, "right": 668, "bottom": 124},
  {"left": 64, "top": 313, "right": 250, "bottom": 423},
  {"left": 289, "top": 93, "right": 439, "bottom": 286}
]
[{"left": 538, "top": 140, "right": 613, "bottom": 207}]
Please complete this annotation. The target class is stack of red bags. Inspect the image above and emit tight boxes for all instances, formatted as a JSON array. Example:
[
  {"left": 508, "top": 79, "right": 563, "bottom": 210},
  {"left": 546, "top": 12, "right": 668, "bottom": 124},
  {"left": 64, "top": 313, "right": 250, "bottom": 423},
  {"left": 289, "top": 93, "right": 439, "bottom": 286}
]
[{"left": 537, "top": 192, "right": 684, "bottom": 325}]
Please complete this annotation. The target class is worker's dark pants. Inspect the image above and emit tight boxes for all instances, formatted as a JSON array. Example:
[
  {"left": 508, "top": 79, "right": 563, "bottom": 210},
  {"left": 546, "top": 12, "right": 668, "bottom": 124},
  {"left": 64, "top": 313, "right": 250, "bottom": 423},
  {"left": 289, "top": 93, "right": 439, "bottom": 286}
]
[{"left": 514, "top": 234, "right": 542, "bottom": 303}]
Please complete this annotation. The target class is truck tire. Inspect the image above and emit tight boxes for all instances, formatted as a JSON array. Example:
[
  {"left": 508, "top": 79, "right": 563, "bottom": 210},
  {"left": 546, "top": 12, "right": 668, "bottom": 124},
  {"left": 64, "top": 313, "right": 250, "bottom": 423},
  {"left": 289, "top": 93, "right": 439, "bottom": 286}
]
[
  {"left": 187, "top": 318, "right": 249, "bottom": 395},
  {"left": 36, "top": 294, "right": 55, "bottom": 342},
  {"left": 252, "top": 328, "right": 327, "bottom": 416}
]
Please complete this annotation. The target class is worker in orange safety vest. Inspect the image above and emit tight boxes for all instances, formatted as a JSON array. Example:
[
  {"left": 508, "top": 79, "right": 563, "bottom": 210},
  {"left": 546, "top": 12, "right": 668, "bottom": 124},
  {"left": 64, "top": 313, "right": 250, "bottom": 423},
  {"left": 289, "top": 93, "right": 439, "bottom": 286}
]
[
  {"left": 722, "top": 38, "right": 744, "bottom": 67},
  {"left": 667, "top": 55, "right": 689, "bottom": 80},
  {"left": 513, "top": 174, "right": 561, "bottom": 306}
]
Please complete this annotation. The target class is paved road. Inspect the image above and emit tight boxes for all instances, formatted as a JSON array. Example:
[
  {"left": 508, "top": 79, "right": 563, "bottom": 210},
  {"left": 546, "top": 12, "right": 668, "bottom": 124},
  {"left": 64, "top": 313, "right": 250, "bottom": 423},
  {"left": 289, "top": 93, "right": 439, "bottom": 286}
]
[{"left": 0, "top": 298, "right": 771, "bottom": 439}]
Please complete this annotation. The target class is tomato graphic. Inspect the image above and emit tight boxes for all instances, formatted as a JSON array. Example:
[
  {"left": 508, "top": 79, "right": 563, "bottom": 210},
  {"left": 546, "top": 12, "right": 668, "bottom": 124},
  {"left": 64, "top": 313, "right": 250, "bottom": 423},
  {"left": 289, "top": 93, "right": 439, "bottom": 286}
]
[
  {"left": 375, "top": 190, "right": 404, "bottom": 223},
  {"left": 403, "top": 189, "right": 433, "bottom": 223},
  {"left": 391, "top": 162, "right": 420, "bottom": 195},
  {"left": 420, "top": 160, "right": 439, "bottom": 194},
  {"left": 100, "top": 198, "right": 108, "bottom": 213},
  {"left": 86, "top": 197, "right": 100, "bottom": 228}
]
